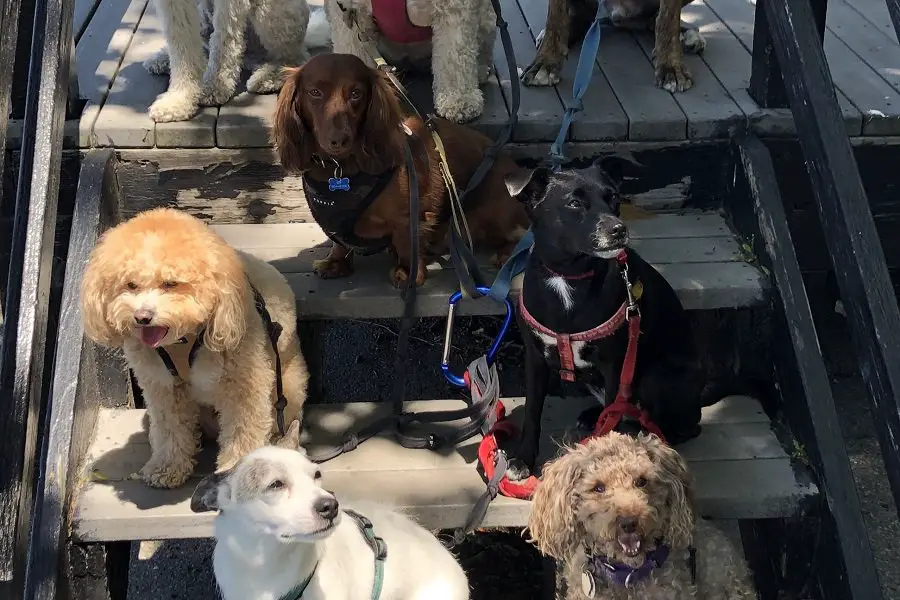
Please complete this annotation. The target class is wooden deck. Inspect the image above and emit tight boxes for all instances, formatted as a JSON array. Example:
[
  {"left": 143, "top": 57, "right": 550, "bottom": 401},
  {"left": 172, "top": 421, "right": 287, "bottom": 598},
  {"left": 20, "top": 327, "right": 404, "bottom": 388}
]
[
  {"left": 13, "top": 0, "right": 900, "bottom": 151},
  {"left": 72, "top": 396, "right": 817, "bottom": 541}
]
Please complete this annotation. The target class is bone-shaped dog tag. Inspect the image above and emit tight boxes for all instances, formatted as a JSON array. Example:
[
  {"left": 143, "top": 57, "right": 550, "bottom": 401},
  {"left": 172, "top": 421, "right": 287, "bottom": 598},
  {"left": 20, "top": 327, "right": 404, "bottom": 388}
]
[
  {"left": 328, "top": 177, "right": 351, "bottom": 192},
  {"left": 581, "top": 568, "right": 596, "bottom": 599}
]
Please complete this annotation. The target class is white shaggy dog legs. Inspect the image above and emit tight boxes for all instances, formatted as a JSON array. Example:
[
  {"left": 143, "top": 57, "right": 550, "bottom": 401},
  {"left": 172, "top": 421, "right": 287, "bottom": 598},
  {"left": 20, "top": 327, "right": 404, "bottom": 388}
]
[
  {"left": 148, "top": 0, "right": 207, "bottom": 122},
  {"left": 431, "top": 0, "right": 483, "bottom": 123},
  {"left": 245, "top": 0, "right": 312, "bottom": 93},
  {"left": 327, "top": 1, "right": 377, "bottom": 66},
  {"left": 200, "top": 0, "right": 253, "bottom": 105}
]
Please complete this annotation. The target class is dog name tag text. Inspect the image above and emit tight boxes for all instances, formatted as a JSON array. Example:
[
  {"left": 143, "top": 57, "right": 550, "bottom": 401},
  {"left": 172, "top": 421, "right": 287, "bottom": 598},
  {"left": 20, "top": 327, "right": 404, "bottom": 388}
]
[
  {"left": 328, "top": 177, "right": 351, "bottom": 192},
  {"left": 581, "top": 568, "right": 596, "bottom": 598}
]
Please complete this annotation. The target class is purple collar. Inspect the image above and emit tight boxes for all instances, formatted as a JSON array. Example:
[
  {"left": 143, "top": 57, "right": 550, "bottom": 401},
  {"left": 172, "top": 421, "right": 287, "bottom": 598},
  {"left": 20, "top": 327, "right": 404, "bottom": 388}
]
[{"left": 585, "top": 544, "right": 670, "bottom": 588}]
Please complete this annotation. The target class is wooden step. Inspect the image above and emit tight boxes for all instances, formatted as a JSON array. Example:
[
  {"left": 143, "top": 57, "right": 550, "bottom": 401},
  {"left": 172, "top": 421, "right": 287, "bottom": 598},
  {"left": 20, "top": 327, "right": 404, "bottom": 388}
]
[
  {"left": 211, "top": 211, "right": 767, "bottom": 320},
  {"left": 72, "top": 396, "right": 816, "bottom": 542}
]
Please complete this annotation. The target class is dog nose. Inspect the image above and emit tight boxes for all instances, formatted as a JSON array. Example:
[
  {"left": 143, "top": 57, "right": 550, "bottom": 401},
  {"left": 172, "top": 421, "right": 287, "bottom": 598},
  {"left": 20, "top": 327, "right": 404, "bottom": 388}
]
[
  {"left": 328, "top": 133, "right": 351, "bottom": 151},
  {"left": 314, "top": 496, "right": 339, "bottom": 521},
  {"left": 611, "top": 222, "right": 627, "bottom": 236},
  {"left": 617, "top": 516, "right": 638, "bottom": 533},
  {"left": 134, "top": 309, "right": 154, "bottom": 325}
]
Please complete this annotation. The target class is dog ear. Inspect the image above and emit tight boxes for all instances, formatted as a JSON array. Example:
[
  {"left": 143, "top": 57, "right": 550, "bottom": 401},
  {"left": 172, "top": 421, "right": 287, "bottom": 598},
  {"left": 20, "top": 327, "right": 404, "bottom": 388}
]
[
  {"left": 190, "top": 469, "right": 233, "bottom": 513},
  {"left": 642, "top": 433, "right": 696, "bottom": 549},
  {"left": 592, "top": 150, "right": 642, "bottom": 188},
  {"left": 504, "top": 167, "right": 550, "bottom": 210},
  {"left": 527, "top": 446, "right": 584, "bottom": 560},
  {"left": 357, "top": 68, "right": 406, "bottom": 174},
  {"left": 275, "top": 419, "right": 303, "bottom": 450},
  {"left": 204, "top": 244, "right": 251, "bottom": 353},
  {"left": 80, "top": 234, "right": 126, "bottom": 347},
  {"left": 271, "top": 66, "right": 316, "bottom": 173}
]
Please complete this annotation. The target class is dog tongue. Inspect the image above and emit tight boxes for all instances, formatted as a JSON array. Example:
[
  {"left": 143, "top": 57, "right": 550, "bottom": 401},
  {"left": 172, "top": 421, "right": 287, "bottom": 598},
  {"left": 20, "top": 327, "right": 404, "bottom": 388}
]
[{"left": 139, "top": 326, "right": 169, "bottom": 347}]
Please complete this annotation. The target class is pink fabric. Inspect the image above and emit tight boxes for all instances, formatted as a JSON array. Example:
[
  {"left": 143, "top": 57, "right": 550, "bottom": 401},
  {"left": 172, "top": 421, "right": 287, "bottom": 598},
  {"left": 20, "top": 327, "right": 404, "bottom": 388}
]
[{"left": 371, "top": 0, "right": 432, "bottom": 44}]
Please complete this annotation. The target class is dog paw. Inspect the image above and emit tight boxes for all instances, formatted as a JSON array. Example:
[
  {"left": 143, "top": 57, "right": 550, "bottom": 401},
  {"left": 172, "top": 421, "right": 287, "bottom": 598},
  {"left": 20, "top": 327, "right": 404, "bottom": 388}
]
[
  {"left": 681, "top": 28, "right": 706, "bottom": 55},
  {"left": 664, "top": 423, "right": 702, "bottom": 445},
  {"left": 434, "top": 89, "right": 484, "bottom": 123},
  {"left": 140, "top": 458, "right": 193, "bottom": 489},
  {"left": 577, "top": 404, "right": 604, "bottom": 431},
  {"left": 247, "top": 63, "right": 292, "bottom": 94},
  {"left": 506, "top": 458, "right": 533, "bottom": 481},
  {"left": 390, "top": 264, "right": 426, "bottom": 288},
  {"left": 313, "top": 258, "right": 354, "bottom": 279},
  {"left": 655, "top": 60, "right": 693, "bottom": 93},
  {"left": 520, "top": 60, "right": 561, "bottom": 87},
  {"left": 148, "top": 90, "right": 200, "bottom": 123},
  {"left": 143, "top": 48, "right": 170, "bottom": 75}
]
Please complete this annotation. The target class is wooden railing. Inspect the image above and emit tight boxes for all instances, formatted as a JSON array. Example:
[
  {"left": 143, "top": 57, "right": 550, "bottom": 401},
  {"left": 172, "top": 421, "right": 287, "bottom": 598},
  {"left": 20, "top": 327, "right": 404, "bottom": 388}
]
[
  {"left": 738, "top": 0, "right": 900, "bottom": 597},
  {"left": 0, "top": 0, "right": 76, "bottom": 596}
]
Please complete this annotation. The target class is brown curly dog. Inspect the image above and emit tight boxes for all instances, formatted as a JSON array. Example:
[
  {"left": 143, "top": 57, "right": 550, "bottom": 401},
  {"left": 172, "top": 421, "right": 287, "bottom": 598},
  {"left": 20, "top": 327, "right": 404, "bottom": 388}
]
[{"left": 528, "top": 432, "right": 756, "bottom": 599}]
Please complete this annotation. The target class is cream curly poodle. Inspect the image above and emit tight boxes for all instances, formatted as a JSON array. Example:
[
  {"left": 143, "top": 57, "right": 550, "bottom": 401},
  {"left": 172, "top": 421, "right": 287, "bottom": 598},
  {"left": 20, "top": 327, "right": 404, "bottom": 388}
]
[
  {"left": 324, "top": 0, "right": 497, "bottom": 123},
  {"left": 528, "top": 432, "right": 756, "bottom": 600},
  {"left": 80, "top": 208, "right": 309, "bottom": 489}
]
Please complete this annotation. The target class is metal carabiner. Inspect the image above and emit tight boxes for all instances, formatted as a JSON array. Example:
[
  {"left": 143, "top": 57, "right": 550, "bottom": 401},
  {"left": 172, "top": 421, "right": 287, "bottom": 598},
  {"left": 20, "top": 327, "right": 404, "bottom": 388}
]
[{"left": 440, "top": 286, "right": 514, "bottom": 388}]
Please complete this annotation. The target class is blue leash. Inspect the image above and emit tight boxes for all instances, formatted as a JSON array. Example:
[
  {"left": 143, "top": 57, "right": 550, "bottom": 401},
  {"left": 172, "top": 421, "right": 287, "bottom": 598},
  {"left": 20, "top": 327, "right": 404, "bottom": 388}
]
[{"left": 549, "top": 1, "right": 609, "bottom": 172}]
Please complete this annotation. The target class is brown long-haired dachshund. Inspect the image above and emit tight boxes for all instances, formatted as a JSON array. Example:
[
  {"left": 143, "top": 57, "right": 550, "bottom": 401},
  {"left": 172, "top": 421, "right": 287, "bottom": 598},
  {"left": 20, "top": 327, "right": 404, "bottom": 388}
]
[{"left": 271, "top": 53, "right": 529, "bottom": 288}]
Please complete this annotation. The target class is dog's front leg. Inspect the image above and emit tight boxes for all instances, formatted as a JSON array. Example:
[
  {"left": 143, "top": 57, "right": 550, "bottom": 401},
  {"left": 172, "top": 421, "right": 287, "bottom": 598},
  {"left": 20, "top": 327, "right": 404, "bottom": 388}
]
[
  {"left": 313, "top": 242, "right": 355, "bottom": 279},
  {"left": 652, "top": 0, "right": 692, "bottom": 92},
  {"left": 147, "top": 0, "right": 206, "bottom": 122},
  {"left": 390, "top": 223, "right": 427, "bottom": 288},
  {"left": 431, "top": 0, "right": 484, "bottom": 123},
  {"left": 215, "top": 378, "right": 277, "bottom": 472},
  {"left": 199, "top": 0, "right": 253, "bottom": 106},
  {"left": 140, "top": 383, "right": 200, "bottom": 488},
  {"left": 520, "top": 0, "right": 569, "bottom": 86},
  {"left": 508, "top": 338, "right": 551, "bottom": 480}
]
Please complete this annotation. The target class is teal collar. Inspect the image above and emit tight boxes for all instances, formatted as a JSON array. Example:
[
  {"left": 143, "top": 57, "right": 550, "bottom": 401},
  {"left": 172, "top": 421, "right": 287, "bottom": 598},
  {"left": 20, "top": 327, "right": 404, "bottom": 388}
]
[{"left": 279, "top": 510, "right": 387, "bottom": 600}]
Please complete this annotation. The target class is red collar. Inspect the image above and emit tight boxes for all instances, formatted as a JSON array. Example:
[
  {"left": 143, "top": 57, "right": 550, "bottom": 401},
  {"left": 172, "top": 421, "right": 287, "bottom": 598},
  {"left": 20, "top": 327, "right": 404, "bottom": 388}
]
[{"left": 371, "top": 0, "right": 432, "bottom": 43}]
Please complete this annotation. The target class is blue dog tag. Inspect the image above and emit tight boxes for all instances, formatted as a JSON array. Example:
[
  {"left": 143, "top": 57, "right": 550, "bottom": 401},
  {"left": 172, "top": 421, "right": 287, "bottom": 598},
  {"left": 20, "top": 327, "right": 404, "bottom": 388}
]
[{"left": 328, "top": 177, "right": 351, "bottom": 192}]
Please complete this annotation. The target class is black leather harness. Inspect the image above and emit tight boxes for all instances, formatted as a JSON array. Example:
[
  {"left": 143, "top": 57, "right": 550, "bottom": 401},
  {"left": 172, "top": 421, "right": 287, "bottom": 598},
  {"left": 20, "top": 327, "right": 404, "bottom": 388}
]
[{"left": 155, "top": 282, "right": 290, "bottom": 436}]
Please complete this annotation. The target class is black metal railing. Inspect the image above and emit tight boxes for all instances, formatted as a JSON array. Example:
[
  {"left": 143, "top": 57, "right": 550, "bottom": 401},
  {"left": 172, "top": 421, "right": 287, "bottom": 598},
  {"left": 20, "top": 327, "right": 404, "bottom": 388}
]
[
  {"left": 743, "top": 0, "right": 900, "bottom": 596},
  {"left": 0, "top": 0, "right": 76, "bottom": 595}
]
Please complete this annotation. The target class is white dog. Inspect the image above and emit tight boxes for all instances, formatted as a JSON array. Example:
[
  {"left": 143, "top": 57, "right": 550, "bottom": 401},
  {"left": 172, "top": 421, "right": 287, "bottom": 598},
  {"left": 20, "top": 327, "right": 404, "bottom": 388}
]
[
  {"left": 145, "top": 0, "right": 330, "bottom": 123},
  {"left": 190, "top": 421, "right": 471, "bottom": 600},
  {"left": 325, "top": 0, "right": 496, "bottom": 123}
]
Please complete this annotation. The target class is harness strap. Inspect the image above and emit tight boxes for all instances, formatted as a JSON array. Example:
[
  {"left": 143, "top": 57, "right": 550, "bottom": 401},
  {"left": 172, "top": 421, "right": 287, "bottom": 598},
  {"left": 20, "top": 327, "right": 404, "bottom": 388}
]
[
  {"left": 345, "top": 510, "right": 388, "bottom": 600},
  {"left": 155, "top": 332, "right": 205, "bottom": 379}
]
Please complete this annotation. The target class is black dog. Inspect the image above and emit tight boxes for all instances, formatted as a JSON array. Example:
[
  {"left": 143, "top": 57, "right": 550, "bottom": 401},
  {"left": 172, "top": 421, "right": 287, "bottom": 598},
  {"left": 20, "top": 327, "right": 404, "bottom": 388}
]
[{"left": 503, "top": 157, "right": 706, "bottom": 481}]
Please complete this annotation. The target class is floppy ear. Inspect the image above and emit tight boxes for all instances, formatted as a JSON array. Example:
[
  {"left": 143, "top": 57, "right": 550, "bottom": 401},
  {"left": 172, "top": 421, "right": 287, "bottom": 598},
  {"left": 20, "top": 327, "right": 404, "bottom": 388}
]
[
  {"left": 357, "top": 68, "right": 406, "bottom": 174},
  {"left": 504, "top": 167, "right": 550, "bottom": 211},
  {"left": 592, "top": 150, "right": 642, "bottom": 188},
  {"left": 80, "top": 236, "right": 126, "bottom": 347},
  {"left": 271, "top": 66, "right": 316, "bottom": 173},
  {"left": 641, "top": 433, "right": 695, "bottom": 549},
  {"left": 203, "top": 244, "right": 251, "bottom": 353},
  {"left": 275, "top": 420, "right": 303, "bottom": 450},
  {"left": 527, "top": 446, "right": 584, "bottom": 560},
  {"left": 190, "top": 469, "right": 233, "bottom": 513}
]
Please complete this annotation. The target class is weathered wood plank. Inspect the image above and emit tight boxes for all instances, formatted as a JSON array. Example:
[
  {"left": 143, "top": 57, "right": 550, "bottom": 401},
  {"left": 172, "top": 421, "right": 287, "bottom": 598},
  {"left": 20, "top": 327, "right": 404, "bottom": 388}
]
[
  {"left": 826, "top": 0, "right": 900, "bottom": 97},
  {"left": 92, "top": 0, "right": 217, "bottom": 147},
  {"left": 599, "top": 30, "right": 686, "bottom": 141},
  {"left": 495, "top": 0, "right": 565, "bottom": 142},
  {"left": 216, "top": 92, "right": 277, "bottom": 148},
  {"left": 704, "top": 0, "right": 865, "bottom": 135},
  {"left": 516, "top": 0, "right": 629, "bottom": 141},
  {"left": 75, "top": 0, "right": 147, "bottom": 148},
  {"left": 71, "top": 396, "right": 815, "bottom": 541},
  {"left": 839, "top": 0, "right": 900, "bottom": 44},
  {"left": 631, "top": 31, "right": 744, "bottom": 139}
]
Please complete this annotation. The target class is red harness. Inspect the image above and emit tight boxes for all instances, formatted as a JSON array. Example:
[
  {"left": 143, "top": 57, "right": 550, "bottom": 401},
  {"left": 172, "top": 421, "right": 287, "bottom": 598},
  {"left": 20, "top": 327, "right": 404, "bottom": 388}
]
[
  {"left": 371, "top": 0, "right": 432, "bottom": 44},
  {"left": 475, "top": 251, "right": 664, "bottom": 502}
]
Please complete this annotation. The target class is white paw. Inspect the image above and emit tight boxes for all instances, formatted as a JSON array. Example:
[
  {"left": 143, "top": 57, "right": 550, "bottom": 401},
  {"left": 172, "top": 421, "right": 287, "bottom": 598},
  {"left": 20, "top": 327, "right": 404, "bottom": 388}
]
[
  {"left": 143, "top": 48, "right": 170, "bottom": 75},
  {"left": 435, "top": 89, "right": 484, "bottom": 123},
  {"left": 247, "top": 63, "right": 289, "bottom": 94},
  {"left": 521, "top": 65, "right": 560, "bottom": 86},
  {"left": 198, "top": 79, "right": 238, "bottom": 106},
  {"left": 681, "top": 28, "right": 706, "bottom": 55},
  {"left": 148, "top": 90, "right": 200, "bottom": 122}
]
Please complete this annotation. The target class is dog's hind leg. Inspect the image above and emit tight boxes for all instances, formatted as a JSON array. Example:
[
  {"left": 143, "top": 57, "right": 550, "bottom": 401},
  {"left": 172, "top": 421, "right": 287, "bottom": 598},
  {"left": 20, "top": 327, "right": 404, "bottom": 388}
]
[
  {"left": 431, "top": 1, "right": 484, "bottom": 123},
  {"left": 199, "top": 0, "right": 253, "bottom": 106},
  {"left": 652, "top": 0, "right": 692, "bottom": 91},
  {"left": 246, "top": 0, "right": 312, "bottom": 94},
  {"left": 520, "top": 0, "right": 575, "bottom": 86},
  {"left": 148, "top": 0, "right": 207, "bottom": 122},
  {"left": 216, "top": 372, "right": 279, "bottom": 471},
  {"left": 476, "top": 0, "right": 497, "bottom": 84},
  {"left": 508, "top": 338, "right": 551, "bottom": 480},
  {"left": 327, "top": 0, "right": 377, "bottom": 67}
]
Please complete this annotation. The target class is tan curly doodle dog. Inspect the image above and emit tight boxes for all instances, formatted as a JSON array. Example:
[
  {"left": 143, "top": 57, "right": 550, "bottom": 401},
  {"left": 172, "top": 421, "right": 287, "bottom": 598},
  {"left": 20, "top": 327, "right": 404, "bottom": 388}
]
[
  {"left": 528, "top": 433, "right": 756, "bottom": 600},
  {"left": 81, "top": 208, "right": 309, "bottom": 489}
]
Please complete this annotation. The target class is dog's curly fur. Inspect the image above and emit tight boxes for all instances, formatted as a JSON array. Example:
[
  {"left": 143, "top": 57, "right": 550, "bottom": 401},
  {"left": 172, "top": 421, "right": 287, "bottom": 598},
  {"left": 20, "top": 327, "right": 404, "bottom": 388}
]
[
  {"left": 528, "top": 433, "right": 756, "bottom": 599},
  {"left": 145, "top": 0, "right": 328, "bottom": 123},
  {"left": 324, "top": 0, "right": 496, "bottom": 122},
  {"left": 80, "top": 208, "right": 309, "bottom": 489}
]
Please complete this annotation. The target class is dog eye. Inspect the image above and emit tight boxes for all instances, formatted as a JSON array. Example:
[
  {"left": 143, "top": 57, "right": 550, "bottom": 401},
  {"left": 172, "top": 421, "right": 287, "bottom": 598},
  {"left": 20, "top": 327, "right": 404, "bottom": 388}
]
[
  {"left": 268, "top": 480, "right": 285, "bottom": 491},
  {"left": 566, "top": 198, "right": 583, "bottom": 209},
  {"left": 350, "top": 89, "right": 363, "bottom": 100},
  {"left": 635, "top": 477, "right": 647, "bottom": 488},
  {"left": 314, "top": 470, "right": 322, "bottom": 480},
  {"left": 161, "top": 281, "right": 178, "bottom": 289},
  {"left": 308, "top": 88, "right": 322, "bottom": 98},
  {"left": 593, "top": 482, "right": 606, "bottom": 493},
  {"left": 125, "top": 282, "right": 137, "bottom": 290}
]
